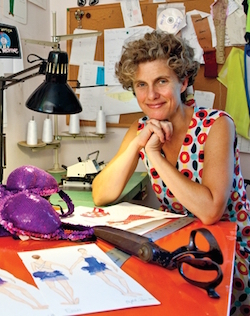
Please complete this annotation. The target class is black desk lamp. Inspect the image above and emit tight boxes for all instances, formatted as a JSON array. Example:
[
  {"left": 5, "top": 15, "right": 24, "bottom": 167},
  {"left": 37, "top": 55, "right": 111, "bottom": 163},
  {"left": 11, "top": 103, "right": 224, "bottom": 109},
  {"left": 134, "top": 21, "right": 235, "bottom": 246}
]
[{"left": 0, "top": 50, "right": 82, "bottom": 183}]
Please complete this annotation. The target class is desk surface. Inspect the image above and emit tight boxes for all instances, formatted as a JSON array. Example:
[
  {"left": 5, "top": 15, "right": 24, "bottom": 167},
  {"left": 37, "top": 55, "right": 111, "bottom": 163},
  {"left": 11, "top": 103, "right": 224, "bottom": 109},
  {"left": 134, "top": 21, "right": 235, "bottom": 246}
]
[
  {"left": 0, "top": 220, "right": 236, "bottom": 316},
  {"left": 53, "top": 172, "right": 149, "bottom": 208}
]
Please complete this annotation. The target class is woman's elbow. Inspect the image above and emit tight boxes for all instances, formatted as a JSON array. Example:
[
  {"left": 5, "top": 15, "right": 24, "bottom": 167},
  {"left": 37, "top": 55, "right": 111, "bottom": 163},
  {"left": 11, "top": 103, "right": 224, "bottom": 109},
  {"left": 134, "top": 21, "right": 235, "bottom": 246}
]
[
  {"left": 92, "top": 186, "right": 105, "bottom": 206},
  {"left": 92, "top": 185, "right": 117, "bottom": 206},
  {"left": 198, "top": 206, "right": 225, "bottom": 225},
  {"left": 199, "top": 216, "right": 221, "bottom": 226}
]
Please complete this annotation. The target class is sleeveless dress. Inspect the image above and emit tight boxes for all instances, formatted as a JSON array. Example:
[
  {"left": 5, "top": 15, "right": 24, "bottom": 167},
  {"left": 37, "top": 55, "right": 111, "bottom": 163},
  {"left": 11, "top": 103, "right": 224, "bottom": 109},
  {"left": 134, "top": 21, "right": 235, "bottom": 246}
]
[
  {"left": 81, "top": 257, "right": 108, "bottom": 275},
  {"left": 138, "top": 106, "right": 250, "bottom": 316},
  {"left": 33, "top": 270, "right": 68, "bottom": 281}
]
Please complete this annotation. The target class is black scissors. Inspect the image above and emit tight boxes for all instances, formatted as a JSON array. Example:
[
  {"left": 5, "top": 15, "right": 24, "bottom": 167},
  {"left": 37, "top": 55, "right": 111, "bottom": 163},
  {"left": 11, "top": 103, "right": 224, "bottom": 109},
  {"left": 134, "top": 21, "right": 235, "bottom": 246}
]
[{"left": 93, "top": 225, "right": 224, "bottom": 299}]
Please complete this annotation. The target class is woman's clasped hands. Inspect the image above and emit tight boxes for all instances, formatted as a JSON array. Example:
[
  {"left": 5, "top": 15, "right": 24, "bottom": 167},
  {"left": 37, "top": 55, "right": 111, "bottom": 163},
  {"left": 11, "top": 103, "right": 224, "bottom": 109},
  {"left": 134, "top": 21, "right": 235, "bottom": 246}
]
[{"left": 139, "top": 119, "right": 173, "bottom": 153}]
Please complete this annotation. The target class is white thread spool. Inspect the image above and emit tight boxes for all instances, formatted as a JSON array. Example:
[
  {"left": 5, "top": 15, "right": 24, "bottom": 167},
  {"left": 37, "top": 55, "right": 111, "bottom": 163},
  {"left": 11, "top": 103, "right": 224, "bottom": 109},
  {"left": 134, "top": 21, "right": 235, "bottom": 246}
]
[
  {"left": 96, "top": 106, "right": 106, "bottom": 134},
  {"left": 69, "top": 113, "right": 80, "bottom": 135},
  {"left": 26, "top": 117, "right": 38, "bottom": 145},
  {"left": 42, "top": 116, "right": 53, "bottom": 143}
]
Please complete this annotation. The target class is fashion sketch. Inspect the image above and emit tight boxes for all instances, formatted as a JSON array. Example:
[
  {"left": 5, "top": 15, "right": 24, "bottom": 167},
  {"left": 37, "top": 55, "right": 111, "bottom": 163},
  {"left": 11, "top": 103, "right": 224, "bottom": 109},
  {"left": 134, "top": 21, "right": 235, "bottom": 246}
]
[
  {"left": 70, "top": 247, "right": 141, "bottom": 297},
  {"left": 31, "top": 254, "right": 79, "bottom": 305},
  {"left": 0, "top": 268, "right": 48, "bottom": 309}
]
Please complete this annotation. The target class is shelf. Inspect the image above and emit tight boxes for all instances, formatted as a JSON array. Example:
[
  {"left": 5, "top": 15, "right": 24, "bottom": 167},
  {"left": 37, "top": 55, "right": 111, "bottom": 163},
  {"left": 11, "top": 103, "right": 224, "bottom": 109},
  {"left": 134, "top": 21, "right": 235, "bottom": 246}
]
[
  {"left": 18, "top": 140, "right": 61, "bottom": 152},
  {"left": 18, "top": 133, "right": 105, "bottom": 152},
  {"left": 56, "top": 131, "right": 106, "bottom": 140}
]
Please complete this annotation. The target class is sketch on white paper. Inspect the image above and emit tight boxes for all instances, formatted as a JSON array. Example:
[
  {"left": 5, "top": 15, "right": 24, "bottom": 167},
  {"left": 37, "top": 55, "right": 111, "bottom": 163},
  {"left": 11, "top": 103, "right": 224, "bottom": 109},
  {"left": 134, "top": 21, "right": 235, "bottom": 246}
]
[
  {"left": 120, "top": 0, "right": 143, "bottom": 28},
  {"left": 19, "top": 244, "right": 160, "bottom": 315},
  {"left": 61, "top": 202, "right": 186, "bottom": 234},
  {"left": 0, "top": 268, "right": 51, "bottom": 316},
  {"left": 31, "top": 254, "right": 79, "bottom": 306},
  {"left": 69, "top": 247, "right": 141, "bottom": 297}
]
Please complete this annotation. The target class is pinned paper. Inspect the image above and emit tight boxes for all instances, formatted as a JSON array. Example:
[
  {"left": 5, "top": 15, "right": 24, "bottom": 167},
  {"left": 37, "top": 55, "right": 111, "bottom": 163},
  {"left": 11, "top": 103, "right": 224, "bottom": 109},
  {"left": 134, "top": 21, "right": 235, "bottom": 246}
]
[
  {"left": 69, "top": 29, "right": 98, "bottom": 65},
  {"left": 181, "top": 10, "right": 216, "bottom": 64},
  {"left": 104, "top": 26, "right": 154, "bottom": 85},
  {"left": 96, "top": 66, "right": 105, "bottom": 85},
  {"left": 120, "top": 0, "right": 143, "bottom": 28}
]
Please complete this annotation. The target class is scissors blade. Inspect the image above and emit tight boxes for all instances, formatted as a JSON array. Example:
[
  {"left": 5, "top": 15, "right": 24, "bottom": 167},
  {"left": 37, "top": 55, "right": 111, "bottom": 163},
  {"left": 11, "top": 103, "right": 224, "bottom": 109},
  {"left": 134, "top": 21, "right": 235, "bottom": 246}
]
[{"left": 93, "top": 225, "right": 172, "bottom": 267}]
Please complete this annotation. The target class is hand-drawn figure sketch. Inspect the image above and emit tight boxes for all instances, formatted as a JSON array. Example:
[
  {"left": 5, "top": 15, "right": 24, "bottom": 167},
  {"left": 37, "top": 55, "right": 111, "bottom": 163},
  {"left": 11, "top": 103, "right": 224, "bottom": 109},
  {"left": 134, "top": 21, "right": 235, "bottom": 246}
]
[
  {"left": 81, "top": 207, "right": 110, "bottom": 218},
  {"left": 31, "top": 254, "right": 79, "bottom": 305},
  {"left": 0, "top": 269, "right": 48, "bottom": 309},
  {"left": 70, "top": 248, "right": 141, "bottom": 297},
  {"left": 107, "top": 212, "right": 154, "bottom": 226}
]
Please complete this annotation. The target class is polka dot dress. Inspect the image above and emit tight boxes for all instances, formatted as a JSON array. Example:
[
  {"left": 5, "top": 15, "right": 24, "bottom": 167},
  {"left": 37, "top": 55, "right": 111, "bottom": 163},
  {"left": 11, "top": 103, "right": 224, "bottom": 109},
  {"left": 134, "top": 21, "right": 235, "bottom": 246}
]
[{"left": 138, "top": 107, "right": 250, "bottom": 315}]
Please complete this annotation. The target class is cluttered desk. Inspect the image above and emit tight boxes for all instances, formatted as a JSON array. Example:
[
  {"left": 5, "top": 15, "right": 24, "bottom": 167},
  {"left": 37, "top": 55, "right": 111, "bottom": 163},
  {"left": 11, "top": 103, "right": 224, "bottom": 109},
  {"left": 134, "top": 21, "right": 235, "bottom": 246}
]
[{"left": 0, "top": 169, "right": 236, "bottom": 316}]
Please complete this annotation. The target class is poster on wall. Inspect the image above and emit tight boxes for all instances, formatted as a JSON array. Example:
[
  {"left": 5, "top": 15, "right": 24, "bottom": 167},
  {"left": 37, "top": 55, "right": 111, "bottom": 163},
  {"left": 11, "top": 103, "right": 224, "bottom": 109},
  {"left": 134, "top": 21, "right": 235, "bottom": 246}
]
[
  {"left": 0, "top": 23, "right": 21, "bottom": 59},
  {"left": 3, "top": 0, "right": 27, "bottom": 24},
  {"left": 28, "top": 0, "right": 46, "bottom": 10}
]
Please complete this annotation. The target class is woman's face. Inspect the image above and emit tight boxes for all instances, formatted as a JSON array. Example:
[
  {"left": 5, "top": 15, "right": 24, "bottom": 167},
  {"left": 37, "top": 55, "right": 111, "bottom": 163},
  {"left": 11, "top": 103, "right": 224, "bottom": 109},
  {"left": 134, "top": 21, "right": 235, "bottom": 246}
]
[{"left": 133, "top": 59, "right": 188, "bottom": 121}]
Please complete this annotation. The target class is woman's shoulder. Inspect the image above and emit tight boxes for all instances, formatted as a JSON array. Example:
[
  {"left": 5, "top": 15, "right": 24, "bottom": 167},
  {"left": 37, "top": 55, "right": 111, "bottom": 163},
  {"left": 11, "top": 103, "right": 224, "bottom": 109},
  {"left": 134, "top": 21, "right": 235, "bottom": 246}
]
[{"left": 194, "top": 106, "right": 230, "bottom": 118}]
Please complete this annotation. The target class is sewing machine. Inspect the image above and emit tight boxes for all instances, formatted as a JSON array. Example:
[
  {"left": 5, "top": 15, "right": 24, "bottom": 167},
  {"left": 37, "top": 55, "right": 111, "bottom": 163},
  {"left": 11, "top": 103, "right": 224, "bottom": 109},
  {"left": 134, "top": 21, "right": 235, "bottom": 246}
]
[{"left": 61, "top": 151, "right": 106, "bottom": 189}]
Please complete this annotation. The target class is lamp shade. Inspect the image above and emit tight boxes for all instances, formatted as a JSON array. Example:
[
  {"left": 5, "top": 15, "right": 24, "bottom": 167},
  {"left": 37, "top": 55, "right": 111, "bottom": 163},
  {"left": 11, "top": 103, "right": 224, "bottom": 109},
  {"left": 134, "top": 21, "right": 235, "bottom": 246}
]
[{"left": 26, "top": 51, "right": 82, "bottom": 114}]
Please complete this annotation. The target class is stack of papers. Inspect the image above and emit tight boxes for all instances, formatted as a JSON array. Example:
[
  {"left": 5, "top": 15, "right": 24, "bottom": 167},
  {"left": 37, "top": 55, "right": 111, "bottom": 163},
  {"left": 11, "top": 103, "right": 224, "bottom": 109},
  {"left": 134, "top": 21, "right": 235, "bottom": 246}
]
[{"left": 61, "top": 202, "right": 186, "bottom": 235}]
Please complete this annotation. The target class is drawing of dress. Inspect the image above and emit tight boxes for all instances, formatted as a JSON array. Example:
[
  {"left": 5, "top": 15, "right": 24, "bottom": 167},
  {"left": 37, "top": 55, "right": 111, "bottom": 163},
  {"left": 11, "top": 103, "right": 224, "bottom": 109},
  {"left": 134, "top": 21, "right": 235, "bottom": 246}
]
[
  {"left": 33, "top": 270, "right": 68, "bottom": 282},
  {"left": 107, "top": 214, "right": 153, "bottom": 225},
  {"left": 81, "top": 207, "right": 110, "bottom": 218},
  {"left": 81, "top": 257, "right": 108, "bottom": 275}
]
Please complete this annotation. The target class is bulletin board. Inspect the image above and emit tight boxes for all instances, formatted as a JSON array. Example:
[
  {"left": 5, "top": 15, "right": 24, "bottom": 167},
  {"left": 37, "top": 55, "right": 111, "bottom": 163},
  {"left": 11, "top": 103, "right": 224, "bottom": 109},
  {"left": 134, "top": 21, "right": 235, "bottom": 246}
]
[{"left": 66, "top": 0, "right": 239, "bottom": 127}]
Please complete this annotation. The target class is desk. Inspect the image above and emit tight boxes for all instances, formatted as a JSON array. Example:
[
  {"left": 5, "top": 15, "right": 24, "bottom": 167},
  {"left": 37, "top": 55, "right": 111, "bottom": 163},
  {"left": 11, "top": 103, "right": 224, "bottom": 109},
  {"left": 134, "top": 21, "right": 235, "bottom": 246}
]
[
  {"left": 0, "top": 171, "right": 236, "bottom": 315},
  {"left": 52, "top": 171, "right": 149, "bottom": 208},
  {"left": 0, "top": 222, "right": 236, "bottom": 316}
]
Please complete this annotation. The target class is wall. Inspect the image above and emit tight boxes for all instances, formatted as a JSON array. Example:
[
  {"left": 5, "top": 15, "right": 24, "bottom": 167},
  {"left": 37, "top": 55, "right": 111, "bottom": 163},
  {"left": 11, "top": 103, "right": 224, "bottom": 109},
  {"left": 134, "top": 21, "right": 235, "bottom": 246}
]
[{"left": 0, "top": 0, "right": 54, "bottom": 183}]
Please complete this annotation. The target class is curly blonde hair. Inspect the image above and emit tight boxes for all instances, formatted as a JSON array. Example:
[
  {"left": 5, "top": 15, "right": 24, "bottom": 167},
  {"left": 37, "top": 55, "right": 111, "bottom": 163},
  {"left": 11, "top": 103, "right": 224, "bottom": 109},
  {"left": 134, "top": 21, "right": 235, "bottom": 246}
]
[{"left": 115, "top": 31, "right": 199, "bottom": 101}]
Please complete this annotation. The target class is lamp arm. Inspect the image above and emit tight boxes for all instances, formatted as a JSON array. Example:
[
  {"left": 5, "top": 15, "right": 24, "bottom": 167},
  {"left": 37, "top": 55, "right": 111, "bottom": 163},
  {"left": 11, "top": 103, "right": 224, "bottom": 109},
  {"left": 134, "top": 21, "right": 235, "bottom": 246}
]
[{"left": 1, "top": 56, "right": 47, "bottom": 89}]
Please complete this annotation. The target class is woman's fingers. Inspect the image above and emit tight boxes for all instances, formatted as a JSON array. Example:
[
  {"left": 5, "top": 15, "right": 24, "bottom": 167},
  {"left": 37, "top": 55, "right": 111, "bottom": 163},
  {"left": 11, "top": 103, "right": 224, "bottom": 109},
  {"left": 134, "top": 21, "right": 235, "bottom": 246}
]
[
  {"left": 160, "top": 121, "right": 173, "bottom": 141},
  {"left": 147, "top": 119, "right": 173, "bottom": 142}
]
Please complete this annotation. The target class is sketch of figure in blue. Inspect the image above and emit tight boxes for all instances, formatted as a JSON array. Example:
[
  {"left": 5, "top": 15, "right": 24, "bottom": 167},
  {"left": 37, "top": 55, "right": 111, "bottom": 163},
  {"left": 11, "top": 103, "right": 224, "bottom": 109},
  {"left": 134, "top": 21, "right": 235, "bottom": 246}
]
[
  {"left": 31, "top": 254, "right": 79, "bottom": 305},
  {"left": 9, "top": 0, "right": 14, "bottom": 16},
  {"left": 0, "top": 268, "right": 48, "bottom": 309},
  {"left": 70, "top": 248, "right": 141, "bottom": 297}
]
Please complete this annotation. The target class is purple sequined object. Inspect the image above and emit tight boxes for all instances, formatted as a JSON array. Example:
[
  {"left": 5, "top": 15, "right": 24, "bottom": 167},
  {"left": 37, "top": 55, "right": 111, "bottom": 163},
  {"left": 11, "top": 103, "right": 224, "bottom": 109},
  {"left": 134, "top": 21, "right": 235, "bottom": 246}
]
[
  {"left": 6, "top": 165, "right": 58, "bottom": 196},
  {"left": 1, "top": 192, "right": 61, "bottom": 234},
  {"left": 0, "top": 165, "right": 94, "bottom": 241},
  {"left": 6, "top": 165, "right": 74, "bottom": 218}
]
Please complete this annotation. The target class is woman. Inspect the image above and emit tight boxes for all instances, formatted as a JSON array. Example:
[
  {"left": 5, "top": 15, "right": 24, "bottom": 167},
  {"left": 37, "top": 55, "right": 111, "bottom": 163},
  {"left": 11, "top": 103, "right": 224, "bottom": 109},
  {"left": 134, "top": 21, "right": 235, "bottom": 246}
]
[{"left": 92, "top": 31, "right": 249, "bottom": 315}]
